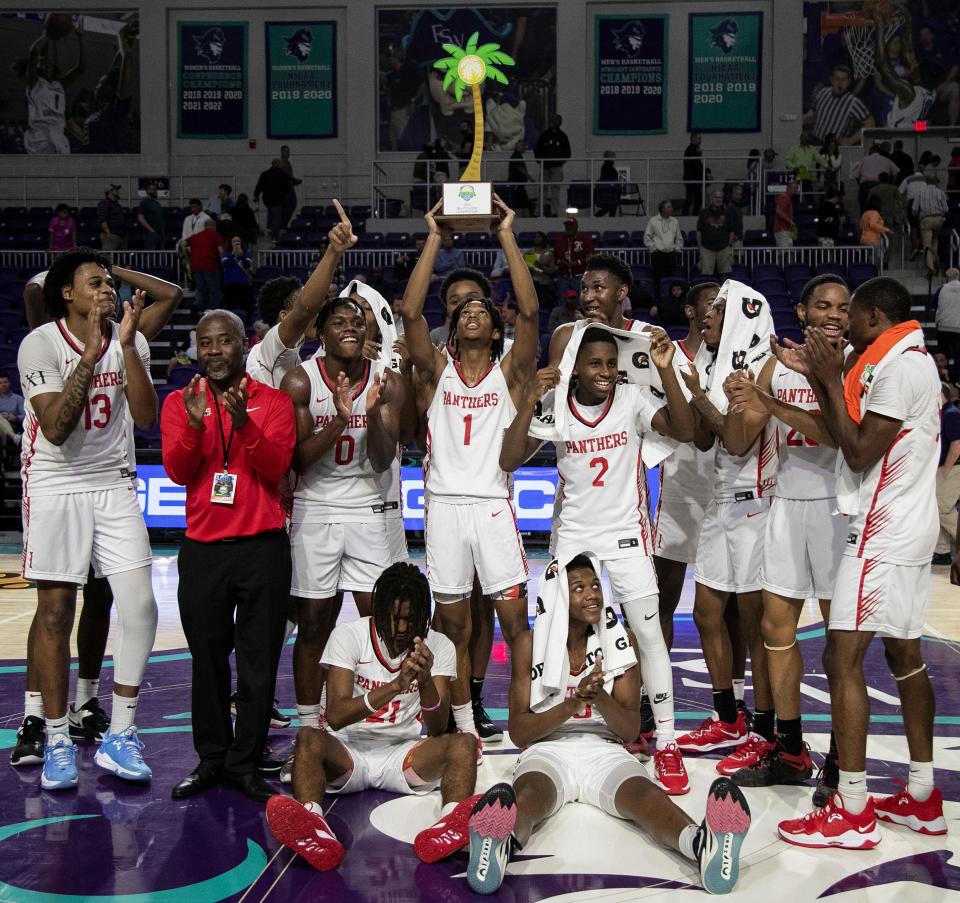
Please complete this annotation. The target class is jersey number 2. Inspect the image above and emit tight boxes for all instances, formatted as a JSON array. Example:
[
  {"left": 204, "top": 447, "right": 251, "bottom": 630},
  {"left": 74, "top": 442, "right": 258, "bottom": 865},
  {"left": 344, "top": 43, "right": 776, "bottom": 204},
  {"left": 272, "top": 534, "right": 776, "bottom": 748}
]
[
  {"left": 84, "top": 393, "right": 111, "bottom": 430},
  {"left": 785, "top": 428, "right": 819, "bottom": 448},
  {"left": 589, "top": 456, "right": 608, "bottom": 487}
]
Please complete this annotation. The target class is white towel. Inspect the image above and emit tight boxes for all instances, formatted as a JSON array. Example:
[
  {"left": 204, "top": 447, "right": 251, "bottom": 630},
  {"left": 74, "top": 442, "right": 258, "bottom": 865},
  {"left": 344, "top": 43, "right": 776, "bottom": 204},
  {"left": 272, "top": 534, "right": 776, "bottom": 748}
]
[
  {"left": 529, "top": 320, "right": 676, "bottom": 467},
  {"left": 706, "top": 280, "right": 775, "bottom": 414},
  {"left": 835, "top": 328, "right": 926, "bottom": 516},
  {"left": 529, "top": 551, "right": 638, "bottom": 713},
  {"left": 340, "top": 280, "right": 400, "bottom": 370}
]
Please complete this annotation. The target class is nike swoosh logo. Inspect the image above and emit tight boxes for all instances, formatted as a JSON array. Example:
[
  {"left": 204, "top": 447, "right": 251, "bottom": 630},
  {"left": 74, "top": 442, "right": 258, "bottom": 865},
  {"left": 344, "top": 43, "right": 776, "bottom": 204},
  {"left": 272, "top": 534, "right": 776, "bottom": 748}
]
[
  {"left": 491, "top": 511, "right": 502, "bottom": 518},
  {"left": 246, "top": 407, "right": 261, "bottom": 412},
  {"left": 644, "top": 612, "right": 657, "bottom": 620},
  {"left": 357, "top": 659, "right": 373, "bottom": 664},
  {"left": 746, "top": 512, "right": 762, "bottom": 518}
]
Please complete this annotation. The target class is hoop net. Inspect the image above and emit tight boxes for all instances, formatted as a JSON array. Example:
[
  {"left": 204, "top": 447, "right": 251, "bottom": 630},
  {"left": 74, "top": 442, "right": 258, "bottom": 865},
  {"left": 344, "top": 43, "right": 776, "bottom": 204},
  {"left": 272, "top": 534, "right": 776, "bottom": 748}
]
[{"left": 835, "top": 3, "right": 908, "bottom": 79}]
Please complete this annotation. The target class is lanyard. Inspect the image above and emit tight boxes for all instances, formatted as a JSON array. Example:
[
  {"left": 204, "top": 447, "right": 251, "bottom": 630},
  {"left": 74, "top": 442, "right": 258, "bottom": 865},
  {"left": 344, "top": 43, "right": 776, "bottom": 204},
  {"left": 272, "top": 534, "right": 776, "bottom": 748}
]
[{"left": 210, "top": 392, "right": 235, "bottom": 472}]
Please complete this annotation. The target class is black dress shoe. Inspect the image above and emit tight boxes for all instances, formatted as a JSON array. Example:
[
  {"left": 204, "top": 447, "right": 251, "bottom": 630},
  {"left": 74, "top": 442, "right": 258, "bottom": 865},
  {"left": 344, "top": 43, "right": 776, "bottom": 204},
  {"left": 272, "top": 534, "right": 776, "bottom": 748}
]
[
  {"left": 171, "top": 764, "right": 220, "bottom": 800},
  {"left": 256, "top": 741, "right": 284, "bottom": 773},
  {"left": 222, "top": 771, "right": 275, "bottom": 803}
]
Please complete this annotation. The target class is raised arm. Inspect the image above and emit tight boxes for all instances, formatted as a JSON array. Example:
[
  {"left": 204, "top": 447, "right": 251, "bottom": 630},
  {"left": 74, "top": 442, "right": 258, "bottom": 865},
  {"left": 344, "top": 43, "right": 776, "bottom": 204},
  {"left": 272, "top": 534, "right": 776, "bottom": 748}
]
[
  {"left": 113, "top": 266, "right": 183, "bottom": 340},
  {"left": 119, "top": 292, "right": 158, "bottom": 430},
  {"left": 721, "top": 358, "right": 776, "bottom": 455},
  {"left": 499, "top": 367, "right": 556, "bottom": 472},
  {"left": 648, "top": 333, "right": 695, "bottom": 442}
]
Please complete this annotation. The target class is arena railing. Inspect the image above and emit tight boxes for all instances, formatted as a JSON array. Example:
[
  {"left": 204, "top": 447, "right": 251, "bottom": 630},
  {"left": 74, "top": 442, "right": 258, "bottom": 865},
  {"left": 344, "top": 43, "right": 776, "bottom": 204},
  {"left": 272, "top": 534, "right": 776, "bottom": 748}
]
[{"left": 0, "top": 249, "right": 180, "bottom": 279}]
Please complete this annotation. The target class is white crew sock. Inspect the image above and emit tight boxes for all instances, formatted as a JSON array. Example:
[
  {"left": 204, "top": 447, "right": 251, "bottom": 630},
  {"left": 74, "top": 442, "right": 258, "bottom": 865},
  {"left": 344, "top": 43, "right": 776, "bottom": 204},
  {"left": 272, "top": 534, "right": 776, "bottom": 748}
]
[
  {"left": 452, "top": 701, "right": 477, "bottom": 737},
  {"left": 74, "top": 678, "right": 99, "bottom": 709},
  {"left": 111, "top": 693, "right": 138, "bottom": 734},
  {"left": 24, "top": 691, "right": 44, "bottom": 720},
  {"left": 908, "top": 760, "right": 935, "bottom": 802},
  {"left": 732, "top": 679, "right": 745, "bottom": 703},
  {"left": 678, "top": 823, "right": 698, "bottom": 861},
  {"left": 298, "top": 704, "right": 322, "bottom": 729},
  {"left": 838, "top": 769, "right": 868, "bottom": 815},
  {"left": 46, "top": 714, "right": 69, "bottom": 743}
]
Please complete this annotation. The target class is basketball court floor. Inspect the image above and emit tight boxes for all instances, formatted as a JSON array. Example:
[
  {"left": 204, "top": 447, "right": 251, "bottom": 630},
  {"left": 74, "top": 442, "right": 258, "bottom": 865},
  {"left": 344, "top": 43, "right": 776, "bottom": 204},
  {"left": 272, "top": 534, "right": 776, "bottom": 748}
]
[{"left": 0, "top": 547, "right": 958, "bottom": 901}]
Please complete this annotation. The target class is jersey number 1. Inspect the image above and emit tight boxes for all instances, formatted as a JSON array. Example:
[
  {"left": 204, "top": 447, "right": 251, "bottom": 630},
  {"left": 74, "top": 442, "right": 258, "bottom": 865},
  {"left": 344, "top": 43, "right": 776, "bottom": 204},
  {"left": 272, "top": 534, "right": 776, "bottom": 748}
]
[{"left": 462, "top": 413, "right": 473, "bottom": 446}]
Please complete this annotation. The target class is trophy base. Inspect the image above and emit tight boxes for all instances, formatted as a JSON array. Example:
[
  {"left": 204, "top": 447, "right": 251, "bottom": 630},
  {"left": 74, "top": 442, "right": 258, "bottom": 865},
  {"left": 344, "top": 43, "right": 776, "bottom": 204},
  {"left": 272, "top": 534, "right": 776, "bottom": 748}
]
[{"left": 434, "top": 213, "right": 499, "bottom": 233}]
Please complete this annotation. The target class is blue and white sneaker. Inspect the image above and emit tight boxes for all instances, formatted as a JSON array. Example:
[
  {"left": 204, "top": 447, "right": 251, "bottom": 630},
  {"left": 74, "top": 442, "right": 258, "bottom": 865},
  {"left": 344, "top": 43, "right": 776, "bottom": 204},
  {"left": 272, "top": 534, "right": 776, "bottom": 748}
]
[
  {"left": 467, "top": 783, "right": 517, "bottom": 895},
  {"left": 41, "top": 735, "right": 78, "bottom": 790},
  {"left": 695, "top": 777, "right": 751, "bottom": 894},
  {"left": 95, "top": 726, "right": 152, "bottom": 782}
]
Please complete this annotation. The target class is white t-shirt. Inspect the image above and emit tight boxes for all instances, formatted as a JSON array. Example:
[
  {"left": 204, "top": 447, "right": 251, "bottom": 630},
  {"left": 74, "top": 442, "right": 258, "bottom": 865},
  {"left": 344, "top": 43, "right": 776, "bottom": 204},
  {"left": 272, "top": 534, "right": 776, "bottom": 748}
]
[
  {"left": 18, "top": 320, "right": 150, "bottom": 497},
  {"left": 321, "top": 618, "right": 457, "bottom": 745},
  {"left": 843, "top": 350, "right": 940, "bottom": 564},
  {"left": 245, "top": 323, "right": 304, "bottom": 389}
]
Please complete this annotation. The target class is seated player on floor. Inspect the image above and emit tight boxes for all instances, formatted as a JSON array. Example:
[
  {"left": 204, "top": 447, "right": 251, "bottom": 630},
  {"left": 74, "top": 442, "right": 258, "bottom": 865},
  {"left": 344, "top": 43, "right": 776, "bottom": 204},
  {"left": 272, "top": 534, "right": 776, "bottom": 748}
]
[
  {"left": 464, "top": 553, "right": 751, "bottom": 896},
  {"left": 266, "top": 562, "right": 479, "bottom": 871}
]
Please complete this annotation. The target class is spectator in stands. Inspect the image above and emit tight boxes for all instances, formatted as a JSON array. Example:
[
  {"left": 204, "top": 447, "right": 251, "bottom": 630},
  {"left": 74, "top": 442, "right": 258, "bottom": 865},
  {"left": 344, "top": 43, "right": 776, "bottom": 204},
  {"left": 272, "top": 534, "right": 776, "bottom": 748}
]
[
  {"left": 858, "top": 198, "right": 890, "bottom": 251},
  {"left": 726, "top": 189, "right": 745, "bottom": 251},
  {"left": 432, "top": 233, "right": 466, "bottom": 281},
  {"left": 391, "top": 293, "right": 406, "bottom": 337},
  {"left": 916, "top": 24, "right": 960, "bottom": 127},
  {"left": 890, "top": 139, "right": 914, "bottom": 186},
  {"left": 804, "top": 63, "right": 875, "bottom": 145},
  {"left": 936, "top": 269, "right": 960, "bottom": 366},
  {"left": 0, "top": 373, "right": 24, "bottom": 451},
  {"left": 682, "top": 132, "right": 704, "bottom": 215},
  {"left": 253, "top": 159, "right": 294, "bottom": 240},
  {"left": 772, "top": 180, "right": 798, "bottom": 248},
  {"left": 432, "top": 137, "right": 452, "bottom": 180},
  {"left": 934, "top": 351, "right": 954, "bottom": 384},
  {"left": 867, "top": 172, "right": 904, "bottom": 233},
  {"left": 206, "top": 184, "right": 234, "bottom": 220},
  {"left": 696, "top": 190, "right": 735, "bottom": 277},
  {"left": 385, "top": 45, "right": 422, "bottom": 150},
  {"left": 644, "top": 199, "right": 683, "bottom": 297},
  {"left": 228, "top": 193, "right": 260, "bottom": 248},
  {"left": 949, "top": 147, "right": 960, "bottom": 197},
  {"left": 554, "top": 216, "right": 595, "bottom": 299},
  {"left": 167, "top": 334, "right": 197, "bottom": 378},
  {"left": 785, "top": 132, "right": 825, "bottom": 193},
  {"left": 856, "top": 143, "right": 900, "bottom": 213},
  {"left": 501, "top": 299, "right": 519, "bottom": 341},
  {"left": 429, "top": 286, "right": 463, "bottom": 347},
  {"left": 934, "top": 382, "right": 960, "bottom": 565},
  {"left": 728, "top": 183, "right": 749, "bottom": 219},
  {"left": 97, "top": 184, "right": 126, "bottom": 251},
  {"left": 187, "top": 219, "right": 224, "bottom": 312},
  {"left": 650, "top": 281, "right": 689, "bottom": 328},
  {"left": 137, "top": 180, "right": 165, "bottom": 251},
  {"left": 490, "top": 247, "right": 509, "bottom": 280},
  {"left": 548, "top": 289, "right": 582, "bottom": 333},
  {"left": 394, "top": 238, "right": 425, "bottom": 282},
  {"left": 181, "top": 199, "right": 212, "bottom": 241},
  {"left": 595, "top": 150, "right": 620, "bottom": 216},
  {"left": 816, "top": 186, "right": 844, "bottom": 247},
  {"left": 534, "top": 114, "right": 571, "bottom": 217},
  {"left": 278, "top": 145, "right": 302, "bottom": 232},
  {"left": 818, "top": 133, "right": 842, "bottom": 192},
  {"left": 48, "top": 204, "right": 76, "bottom": 253},
  {"left": 915, "top": 174, "right": 949, "bottom": 271},
  {"left": 508, "top": 140, "right": 533, "bottom": 217},
  {"left": 527, "top": 231, "right": 557, "bottom": 308},
  {"left": 222, "top": 235, "right": 254, "bottom": 314}
]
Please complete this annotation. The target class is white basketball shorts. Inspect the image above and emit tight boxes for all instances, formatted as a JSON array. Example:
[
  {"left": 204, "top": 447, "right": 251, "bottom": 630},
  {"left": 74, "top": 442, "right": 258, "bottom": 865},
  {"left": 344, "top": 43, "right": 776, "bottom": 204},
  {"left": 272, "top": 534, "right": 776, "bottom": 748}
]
[
  {"left": 829, "top": 556, "right": 931, "bottom": 639},
  {"left": 290, "top": 520, "right": 391, "bottom": 598},
  {"left": 653, "top": 493, "right": 711, "bottom": 564},
  {"left": 694, "top": 496, "right": 769, "bottom": 593},
  {"left": 386, "top": 515, "right": 409, "bottom": 564},
  {"left": 326, "top": 737, "right": 436, "bottom": 795}
]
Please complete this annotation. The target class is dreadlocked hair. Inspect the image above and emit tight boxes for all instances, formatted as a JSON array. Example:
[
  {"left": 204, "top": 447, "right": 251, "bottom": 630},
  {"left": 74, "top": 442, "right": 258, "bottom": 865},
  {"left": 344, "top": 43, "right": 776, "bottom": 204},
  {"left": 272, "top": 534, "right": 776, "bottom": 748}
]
[
  {"left": 448, "top": 297, "right": 505, "bottom": 362},
  {"left": 371, "top": 562, "right": 433, "bottom": 652}
]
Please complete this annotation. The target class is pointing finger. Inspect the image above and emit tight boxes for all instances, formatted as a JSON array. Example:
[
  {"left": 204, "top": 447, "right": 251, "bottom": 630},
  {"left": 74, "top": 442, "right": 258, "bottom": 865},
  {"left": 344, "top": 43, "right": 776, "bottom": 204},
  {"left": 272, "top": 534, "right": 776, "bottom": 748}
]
[{"left": 332, "top": 198, "right": 349, "bottom": 225}]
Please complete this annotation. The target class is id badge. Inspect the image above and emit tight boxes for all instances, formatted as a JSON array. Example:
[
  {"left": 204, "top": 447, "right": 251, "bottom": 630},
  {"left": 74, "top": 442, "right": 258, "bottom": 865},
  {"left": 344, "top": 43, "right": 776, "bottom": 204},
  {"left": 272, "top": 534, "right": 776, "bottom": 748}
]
[{"left": 211, "top": 471, "right": 238, "bottom": 505}]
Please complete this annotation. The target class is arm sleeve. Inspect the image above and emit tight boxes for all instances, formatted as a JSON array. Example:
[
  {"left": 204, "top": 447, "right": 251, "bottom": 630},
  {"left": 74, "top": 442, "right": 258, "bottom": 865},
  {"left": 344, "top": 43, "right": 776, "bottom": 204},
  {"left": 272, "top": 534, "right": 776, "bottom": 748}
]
[
  {"left": 865, "top": 356, "right": 923, "bottom": 422},
  {"left": 319, "top": 622, "right": 361, "bottom": 671},
  {"left": 17, "top": 330, "right": 64, "bottom": 400},
  {"left": 160, "top": 391, "right": 205, "bottom": 485},
  {"left": 233, "top": 390, "right": 296, "bottom": 482}
]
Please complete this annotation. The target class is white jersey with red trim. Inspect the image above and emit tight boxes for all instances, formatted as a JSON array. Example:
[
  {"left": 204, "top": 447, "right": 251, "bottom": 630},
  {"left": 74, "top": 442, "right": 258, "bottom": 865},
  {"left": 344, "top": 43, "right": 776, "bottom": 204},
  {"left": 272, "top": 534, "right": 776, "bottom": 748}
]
[
  {"left": 320, "top": 617, "right": 457, "bottom": 744},
  {"left": 424, "top": 356, "right": 516, "bottom": 501},
  {"left": 18, "top": 320, "right": 149, "bottom": 497},
  {"left": 291, "top": 358, "right": 385, "bottom": 523},
  {"left": 771, "top": 361, "right": 838, "bottom": 500},
  {"left": 843, "top": 348, "right": 940, "bottom": 564},
  {"left": 379, "top": 455, "right": 403, "bottom": 521},
  {"left": 245, "top": 323, "right": 304, "bottom": 389},
  {"left": 713, "top": 424, "right": 779, "bottom": 501},
  {"left": 551, "top": 384, "right": 665, "bottom": 559},
  {"left": 543, "top": 659, "right": 625, "bottom": 742}
]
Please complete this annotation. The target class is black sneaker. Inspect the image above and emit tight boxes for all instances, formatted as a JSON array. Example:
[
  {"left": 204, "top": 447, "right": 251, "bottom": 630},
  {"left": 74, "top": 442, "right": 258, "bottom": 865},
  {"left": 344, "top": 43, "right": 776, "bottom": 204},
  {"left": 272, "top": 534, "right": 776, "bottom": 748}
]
[
  {"left": 639, "top": 693, "right": 655, "bottom": 737},
  {"left": 932, "top": 552, "right": 953, "bottom": 566},
  {"left": 10, "top": 715, "right": 45, "bottom": 766},
  {"left": 472, "top": 700, "right": 503, "bottom": 743},
  {"left": 733, "top": 741, "right": 814, "bottom": 787},
  {"left": 69, "top": 697, "right": 110, "bottom": 741},
  {"left": 736, "top": 700, "right": 753, "bottom": 731},
  {"left": 812, "top": 752, "right": 839, "bottom": 807},
  {"left": 270, "top": 704, "right": 292, "bottom": 729},
  {"left": 257, "top": 741, "right": 284, "bottom": 774}
]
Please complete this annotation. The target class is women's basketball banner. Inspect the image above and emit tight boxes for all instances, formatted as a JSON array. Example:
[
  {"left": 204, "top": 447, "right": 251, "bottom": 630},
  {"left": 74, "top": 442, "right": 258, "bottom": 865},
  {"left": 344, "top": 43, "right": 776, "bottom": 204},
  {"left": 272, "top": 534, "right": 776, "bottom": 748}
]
[
  {"left": 265, "top": 21, "right": 337, "bottom": 139},
  {"left": 593, "top": 15, "right": 668, "bottom": 135},
  {"left": 687, "top": 12, "right": 762, "bottom": 132},
  {"left": 177, "top": 21, "right": 247, "bottom": 138}
]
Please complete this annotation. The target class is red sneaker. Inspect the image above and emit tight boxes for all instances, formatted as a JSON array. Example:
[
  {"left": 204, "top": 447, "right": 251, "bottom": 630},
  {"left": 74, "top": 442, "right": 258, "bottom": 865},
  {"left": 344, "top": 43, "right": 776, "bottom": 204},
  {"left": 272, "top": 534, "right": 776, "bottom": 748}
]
[
  {"left": 266, "top": 795, "right": 345, "bottom": 871},
  {"left": 873, "top": 786, "right": 947, "bottom": 836},
  {"left": 653, "top": 741, "right": 689, "bottom": 795},
  {"left": 676, "top": 711, "right": 748, "bottom": 753},
  {"left": 716, "top": 734, "right": 775, "bottom": 776},
  {"left": 778, "top": 794, "right": 881, "bottom": 849},
  {"left": 414, "top": 794, "right": 483, "bottom": 863},
  {"left": 624, "top": 733, "right": 651, "bottom": 762}
]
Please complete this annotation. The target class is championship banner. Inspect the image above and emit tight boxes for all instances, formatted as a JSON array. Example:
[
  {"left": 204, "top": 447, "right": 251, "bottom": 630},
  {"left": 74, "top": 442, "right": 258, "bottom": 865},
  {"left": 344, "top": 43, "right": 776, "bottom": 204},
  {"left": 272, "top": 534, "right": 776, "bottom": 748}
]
[
  {"left": 177, "top": 21, "right": 247, "bottom": 138},
  {"left": 688, "top": 12, "right": 762, "bottom": 132},
  {"left": 594, "top": 15, "right": 668, "bottom": 135},
  {"left": 265, "top": 21, "right": 337, "bottom": 139}
]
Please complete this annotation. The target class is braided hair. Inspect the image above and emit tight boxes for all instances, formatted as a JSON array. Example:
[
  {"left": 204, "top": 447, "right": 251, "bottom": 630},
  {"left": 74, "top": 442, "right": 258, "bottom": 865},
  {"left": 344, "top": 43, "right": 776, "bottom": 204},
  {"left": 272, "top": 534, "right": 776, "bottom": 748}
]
[
  {"left": 371, "top": 562, "right": 433, "bottom": 655},
  {"left": 448, "top": 297, "right": 505, "bottom": 362}
]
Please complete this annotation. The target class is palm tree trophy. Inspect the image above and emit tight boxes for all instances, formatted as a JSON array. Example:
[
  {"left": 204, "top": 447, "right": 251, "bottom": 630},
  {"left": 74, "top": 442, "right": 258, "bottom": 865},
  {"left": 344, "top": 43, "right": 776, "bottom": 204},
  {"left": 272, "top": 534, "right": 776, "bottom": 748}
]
[{"left": 433, "top": 32, "right": 515, "bottom": 229}]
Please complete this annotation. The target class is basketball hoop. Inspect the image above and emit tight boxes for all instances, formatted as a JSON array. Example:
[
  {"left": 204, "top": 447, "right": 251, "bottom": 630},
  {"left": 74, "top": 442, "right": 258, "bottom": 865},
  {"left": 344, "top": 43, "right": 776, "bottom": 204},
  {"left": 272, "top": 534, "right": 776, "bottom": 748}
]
[{"left": 821, "top": 1, "right": 907, "bottom": 79}]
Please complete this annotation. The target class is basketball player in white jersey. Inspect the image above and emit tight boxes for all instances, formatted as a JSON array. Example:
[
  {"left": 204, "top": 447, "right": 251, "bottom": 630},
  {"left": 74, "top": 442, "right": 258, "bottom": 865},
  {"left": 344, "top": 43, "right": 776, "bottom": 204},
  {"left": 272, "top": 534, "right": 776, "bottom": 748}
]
[
  {"left": 674, "top": 294, "right": 778, "bottom": 774},
  {"left": 12, "top": 264, "right": 181, "bottom": 767},
  {"left": 17, "top": 249, "right": 158, "bottom": 790},
  {"left": 719, "top": 275, "right": 850, "bottom": 793},
  {"left": 13, "top": 29, "right": 84, "bottom": 155},
  {"left": 501, "top": 328, "right": 695, "bottom": 793},
  {"left": 281, "top": 297, "right": 408, "bottom": 740},
  {"left": 266, "top": 563, "right": 479, "bottom": 871},
  {"left": 401, "top": 196, "right": 539, "bottom": 743},
  {"left": 465, "top": 555, "right": 751, "bottom": 896},
  {"left": 777, "top": 278, "right": 945, "bottom": 847},
  {"left": 875, "top": 10, "right": 935, "bottom": 130}
]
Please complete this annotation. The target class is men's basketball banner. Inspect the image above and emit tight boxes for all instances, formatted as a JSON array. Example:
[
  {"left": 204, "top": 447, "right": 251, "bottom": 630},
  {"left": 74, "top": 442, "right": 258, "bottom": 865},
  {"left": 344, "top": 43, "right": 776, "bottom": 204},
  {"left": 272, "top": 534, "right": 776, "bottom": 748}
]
[
  {"left": 265, "top": 21, "right": 337, "bottom": 139},
  {"left": 594, "top": 15, "right": 668, "bottom": 135},
  {"left": 687, "top": 12, "right": 762, "bottom": 132},
  {"left": 134, "top": 464, "right": 662, "bottom": 533},
  {"left": 177, "top": 21, "right": 247, "bottom": 138}
]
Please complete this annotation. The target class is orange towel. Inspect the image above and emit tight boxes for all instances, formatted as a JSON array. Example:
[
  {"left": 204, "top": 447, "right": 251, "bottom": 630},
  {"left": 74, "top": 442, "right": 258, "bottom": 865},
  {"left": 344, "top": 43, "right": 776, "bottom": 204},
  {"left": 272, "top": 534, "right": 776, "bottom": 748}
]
[{"left": 843, "top": 320, "right": 921, "bottom": 423}]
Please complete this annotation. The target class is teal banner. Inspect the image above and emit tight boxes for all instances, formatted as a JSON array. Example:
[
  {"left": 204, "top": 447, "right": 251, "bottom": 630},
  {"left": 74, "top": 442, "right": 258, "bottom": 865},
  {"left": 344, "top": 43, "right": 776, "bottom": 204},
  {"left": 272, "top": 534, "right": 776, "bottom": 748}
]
[
  {"left": 688, "top": 12, "right": 762, "bottom": 132},
  {"left": 265, "top": 21, "right": 337, "bottom": 139}
]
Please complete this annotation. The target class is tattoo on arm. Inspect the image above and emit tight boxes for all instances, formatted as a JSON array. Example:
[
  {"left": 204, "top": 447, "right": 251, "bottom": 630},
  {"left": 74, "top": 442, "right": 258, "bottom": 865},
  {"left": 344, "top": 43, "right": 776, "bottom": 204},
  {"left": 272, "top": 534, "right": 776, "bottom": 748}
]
[
  {"left": 691, "top": 394, "right": 726, "bottom": 437},
  {"left": 54, "top": 358, "right": 95, "bottom": 439}
]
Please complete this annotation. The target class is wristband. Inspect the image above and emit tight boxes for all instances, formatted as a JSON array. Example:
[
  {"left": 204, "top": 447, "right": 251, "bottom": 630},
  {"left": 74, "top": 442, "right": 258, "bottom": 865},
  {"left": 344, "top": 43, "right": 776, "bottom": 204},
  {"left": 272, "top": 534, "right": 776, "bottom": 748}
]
[
  {"left": 420, "top": 694, "right": 442, "bottom": 713},
  {"left": 362, "top": 691, "right": 377, "bottom": 713}
]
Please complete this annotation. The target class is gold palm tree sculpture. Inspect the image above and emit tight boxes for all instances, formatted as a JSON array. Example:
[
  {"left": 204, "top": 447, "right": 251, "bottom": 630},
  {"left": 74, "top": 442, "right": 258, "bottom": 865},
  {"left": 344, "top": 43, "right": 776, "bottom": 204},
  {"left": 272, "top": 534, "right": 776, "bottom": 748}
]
[{"left": 433, "top": 32, "right": 515, "bottom": 182}]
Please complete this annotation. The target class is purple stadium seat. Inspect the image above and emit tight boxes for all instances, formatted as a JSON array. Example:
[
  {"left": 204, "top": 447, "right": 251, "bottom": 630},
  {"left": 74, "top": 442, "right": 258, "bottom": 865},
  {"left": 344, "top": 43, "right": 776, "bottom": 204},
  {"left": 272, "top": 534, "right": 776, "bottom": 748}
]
[{"left": 167, "top": 365, "right": 201, "bottom": 388}]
